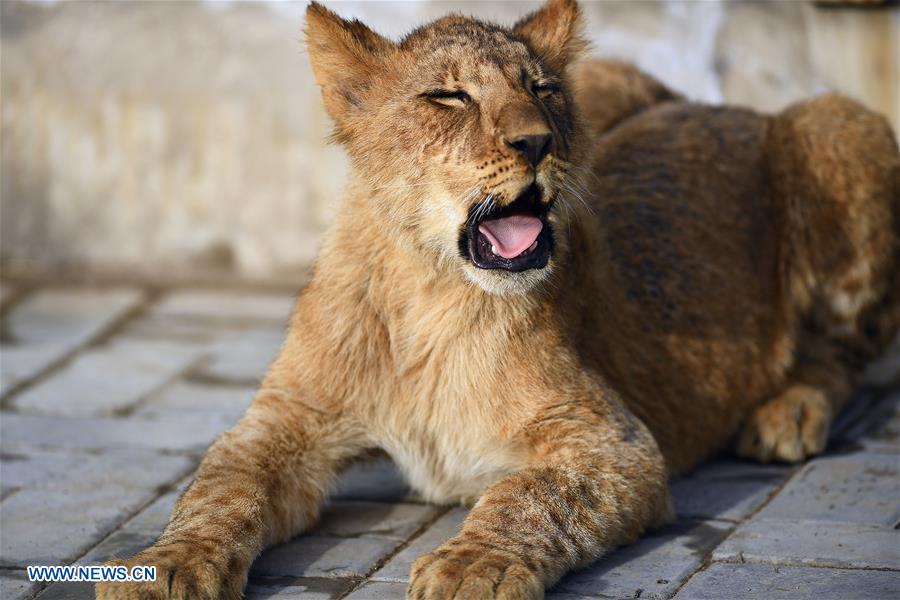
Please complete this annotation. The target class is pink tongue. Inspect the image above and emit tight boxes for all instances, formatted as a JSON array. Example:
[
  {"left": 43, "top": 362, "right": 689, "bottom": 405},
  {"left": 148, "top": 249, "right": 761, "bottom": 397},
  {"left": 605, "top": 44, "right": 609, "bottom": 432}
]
[{"left": 478, "top": 214, "right": 543, "bottom": 259}]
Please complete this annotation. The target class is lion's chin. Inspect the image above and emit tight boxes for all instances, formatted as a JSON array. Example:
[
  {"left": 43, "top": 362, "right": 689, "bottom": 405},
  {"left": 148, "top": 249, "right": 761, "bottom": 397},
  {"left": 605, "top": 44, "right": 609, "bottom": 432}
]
[{"left": 462, "top": 262, "right": 554, "bottom": 296}]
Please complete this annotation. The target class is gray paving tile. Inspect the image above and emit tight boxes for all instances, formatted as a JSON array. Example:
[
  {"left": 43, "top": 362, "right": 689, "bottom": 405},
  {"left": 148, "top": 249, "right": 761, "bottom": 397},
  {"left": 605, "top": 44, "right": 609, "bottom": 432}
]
[
  {"left": 34, "top": 581, "right": 94, "bottom": 599},
  {"left": 0, "top": 448, "right": 192, "bottom": 491},
  {"left": 0, "top": 345, "right": 70, "bottom": 397},
  {"left": 551, "top": 519, "right": 732, "bottom": 600},
  {"left": 755, "top": 451, "right": 899, "bottom": 527},
  {"left": 197, "top": 329, "right": 285, "bottom": 384},
  {"left": 344, "top": 580, "right": 408, "bottom": 599},
  {"left": 670, "top": 460, "right": 794, "bottom": 521},
  {"left": 134, "top": 381, "right": 254, "bottom": 420},
  {"left": 0, "top": 452, "right": 194, "bottom": 566},
  {"left": 4, "top": 288, "right": 143, "bottom": 347},
  {"left": 546, "top": 594, "right": 614, "bottom": 600},
  {"left": 251, "top": 536, "right": 401, "bottom": 579},
  {"left": 244, "top": 576, "right": 354, "bottom": 599},
  {"left": 0, "top": 570, "right": 37, "bottom": 600},
  {"left": 369, "top": 507, "right": 468, "bottom": 583},
  {"left": 119, "top": 312, "right": 282, "bottom": 343},
  {"left": 1, "top": 288, "right": 144, "bottom": 396},
  {"left": 77, "top": 483, "right": 190, "bottom": 565},
  {"left": 120, "top": 315, "right": 284, "bottom": 384},
  {"left": 832, "top": 387, "right": 899, "bottom": 453},
  {"left": 13, "top": 340, "right": 204, "bottom": 416},
  {"left": 675, "top": 563, "right": 900, "bottom": 599},
  {"left": 712, "top": 518, "right": 900, "bottom": 570},
  {"left": 332, "top": 459, "right": 410, "bottom": 503},
  {"left": 310, "top": 501, "right": 440, "bottom": 540},
  {"left": 1, "top": 412, "right": 231, "bottom": 453},
  {"left": 859, "top": 388, "right": 899, "bottom": 453},
  {"left": 119, "top": 476, "right": 193, "bottom": 527},
  {"left": 152, "top": 290, "right": 295, "bottom": 323},
  {"left": 77, "top": 528, "right": 160, "bottom": 568}
]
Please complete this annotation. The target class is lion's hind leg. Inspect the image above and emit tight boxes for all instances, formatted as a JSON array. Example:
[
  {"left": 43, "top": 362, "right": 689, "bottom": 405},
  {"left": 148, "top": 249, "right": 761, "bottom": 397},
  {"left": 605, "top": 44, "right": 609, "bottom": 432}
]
[
  {"left": 738, "top": 94, "right": 900, "bottom": 464},
  {"left": 766, "top": 94, "right": 898, "bottom": 333},
  {"left": 737, "top": 341, "right": 854, "bottom": 463}
]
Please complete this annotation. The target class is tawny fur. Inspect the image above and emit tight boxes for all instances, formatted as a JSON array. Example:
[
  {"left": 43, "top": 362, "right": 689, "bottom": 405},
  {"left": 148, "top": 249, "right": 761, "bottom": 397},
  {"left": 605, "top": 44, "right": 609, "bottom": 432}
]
[{"left": 96, "top": 1, "right": 900, "bottom": 598}]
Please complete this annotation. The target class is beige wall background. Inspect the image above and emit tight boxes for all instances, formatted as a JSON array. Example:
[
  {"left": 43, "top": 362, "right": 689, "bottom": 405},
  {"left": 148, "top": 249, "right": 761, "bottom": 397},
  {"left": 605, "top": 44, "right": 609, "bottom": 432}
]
[{"left": 1, "top": 0, "right": 898, "bottom": 285}]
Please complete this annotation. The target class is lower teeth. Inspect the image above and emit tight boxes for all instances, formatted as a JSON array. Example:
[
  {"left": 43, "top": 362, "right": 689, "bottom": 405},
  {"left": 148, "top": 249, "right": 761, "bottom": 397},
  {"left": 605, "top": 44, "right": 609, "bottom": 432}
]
[{"left": 488, "top": 241, "right": 538, "bottom": 258}]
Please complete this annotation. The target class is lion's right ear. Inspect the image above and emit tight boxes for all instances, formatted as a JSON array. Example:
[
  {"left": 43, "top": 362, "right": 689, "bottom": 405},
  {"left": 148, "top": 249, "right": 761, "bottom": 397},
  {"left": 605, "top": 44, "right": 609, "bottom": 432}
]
[{"left": 305, "top": 2, "right": 396, "bottom": 127}]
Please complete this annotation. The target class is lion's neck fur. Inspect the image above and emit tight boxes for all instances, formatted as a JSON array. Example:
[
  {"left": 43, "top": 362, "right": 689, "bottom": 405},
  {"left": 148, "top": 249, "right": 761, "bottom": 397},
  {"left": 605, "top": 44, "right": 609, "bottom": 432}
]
[
  {"left": 290, "top": 182, "right": 571, "bottom": 429},
  {"left": 280, "top": 184, "right": 574, "bottom": 500}
]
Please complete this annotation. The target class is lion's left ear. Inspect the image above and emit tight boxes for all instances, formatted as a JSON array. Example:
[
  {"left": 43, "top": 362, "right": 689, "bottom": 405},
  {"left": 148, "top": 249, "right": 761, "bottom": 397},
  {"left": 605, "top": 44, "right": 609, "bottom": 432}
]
[{"left": 512, "top": 0, "right": 587, "bottom": 72}]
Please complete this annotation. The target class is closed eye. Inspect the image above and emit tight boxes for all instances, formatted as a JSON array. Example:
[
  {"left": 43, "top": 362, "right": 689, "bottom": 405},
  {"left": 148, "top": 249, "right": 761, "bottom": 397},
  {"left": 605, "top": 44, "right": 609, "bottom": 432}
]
[
  {"left": 420, "top": 89, "right": 472, "bottom": 108},
  {"left": 532, "top": 81, "right": 561, "bottom": 99}
]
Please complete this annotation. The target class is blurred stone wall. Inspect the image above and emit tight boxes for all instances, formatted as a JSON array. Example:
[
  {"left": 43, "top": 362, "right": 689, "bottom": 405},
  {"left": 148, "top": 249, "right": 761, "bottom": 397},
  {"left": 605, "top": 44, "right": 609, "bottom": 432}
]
[{"left": 1, "top": 1, "right": 897, "bottom": 284}]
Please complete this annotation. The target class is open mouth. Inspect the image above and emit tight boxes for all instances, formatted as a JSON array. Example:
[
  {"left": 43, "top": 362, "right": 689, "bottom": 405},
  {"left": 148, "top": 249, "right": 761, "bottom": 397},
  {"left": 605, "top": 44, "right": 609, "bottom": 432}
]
[{"left": 459, "top": 184, "right": 554, "bottom": 272}]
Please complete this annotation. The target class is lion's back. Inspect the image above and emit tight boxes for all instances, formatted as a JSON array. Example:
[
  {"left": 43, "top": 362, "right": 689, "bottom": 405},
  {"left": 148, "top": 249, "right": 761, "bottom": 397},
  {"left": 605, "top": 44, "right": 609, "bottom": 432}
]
[
  {"left": 575, "top": 103, "right": 784, "bottom": 468},
  {"left": 590, "top": 103, "right": 776, "bottom": 341}
]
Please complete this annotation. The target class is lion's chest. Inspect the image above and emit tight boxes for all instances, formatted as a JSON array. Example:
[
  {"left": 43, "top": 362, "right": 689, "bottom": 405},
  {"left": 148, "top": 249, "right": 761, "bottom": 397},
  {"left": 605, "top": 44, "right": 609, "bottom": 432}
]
[
  {"left": 373, "top": 379, "right": 522, "bottom": 505},
  {"left": 380, "top": 427, "right": 515, "bottom": 505},
  {"left": 369, "top": 308, "right": 531, "bottom": 504}
]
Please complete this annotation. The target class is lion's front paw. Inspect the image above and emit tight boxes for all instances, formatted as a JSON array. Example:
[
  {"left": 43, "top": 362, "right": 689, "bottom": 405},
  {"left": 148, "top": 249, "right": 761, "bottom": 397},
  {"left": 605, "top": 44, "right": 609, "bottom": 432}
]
[
  {"left": 737, "top": 384, "right": 832, "bottom": 463},
  {"left": 94, "top": 542, "right": 246, "bottom": 600},
  {"left": 408, "top": 540, "right": 543, "bottom": 600}
]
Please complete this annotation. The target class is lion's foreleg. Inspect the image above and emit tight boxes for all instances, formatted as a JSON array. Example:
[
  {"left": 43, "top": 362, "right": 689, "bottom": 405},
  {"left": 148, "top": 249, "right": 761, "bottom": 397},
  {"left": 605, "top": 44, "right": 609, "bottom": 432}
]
[
  {"left": 96, "top": 375, "right": 368, "bottom": 600},
  {"left": 407, "top": 402, "right": 671, "bottom": 599}
]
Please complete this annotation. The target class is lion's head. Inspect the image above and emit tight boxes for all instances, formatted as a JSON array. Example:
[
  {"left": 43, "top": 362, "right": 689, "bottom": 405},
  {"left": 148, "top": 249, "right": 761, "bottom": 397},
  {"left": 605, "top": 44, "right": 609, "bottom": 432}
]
[{"left": 306, "top": 0, "right": 588, "bottom": 295}]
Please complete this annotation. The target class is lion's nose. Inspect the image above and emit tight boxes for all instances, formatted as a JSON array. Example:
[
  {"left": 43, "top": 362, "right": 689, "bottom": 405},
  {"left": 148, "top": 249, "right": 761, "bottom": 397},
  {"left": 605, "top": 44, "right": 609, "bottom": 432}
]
[{"left": 506, "top": 133, "right": 553, "bottom": 168}]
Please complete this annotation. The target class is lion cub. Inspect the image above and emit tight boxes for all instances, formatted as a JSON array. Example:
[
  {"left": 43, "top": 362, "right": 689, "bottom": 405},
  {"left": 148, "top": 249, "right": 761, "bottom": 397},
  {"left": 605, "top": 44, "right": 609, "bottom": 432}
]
[{"left": 97, "top": 1, "right": 899, "bottom": 598}]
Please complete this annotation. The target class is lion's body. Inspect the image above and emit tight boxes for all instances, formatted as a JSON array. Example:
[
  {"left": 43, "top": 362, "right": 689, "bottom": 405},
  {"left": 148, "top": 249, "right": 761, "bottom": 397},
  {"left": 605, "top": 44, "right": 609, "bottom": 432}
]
[
  {"left": 97, "top": 2, "right": 899, "bottom": 599},
  {"left": 577, "top": 96, "right": 898, "bottom": 471},
  {"left": 565, "top": 102, "right": 780, "bottom": 471},
  {"left": 283, "top": 89, "right": 897, "bottom": 499},
  {"left": 571, "top": 96, "right": 897, "bottom": 471}
]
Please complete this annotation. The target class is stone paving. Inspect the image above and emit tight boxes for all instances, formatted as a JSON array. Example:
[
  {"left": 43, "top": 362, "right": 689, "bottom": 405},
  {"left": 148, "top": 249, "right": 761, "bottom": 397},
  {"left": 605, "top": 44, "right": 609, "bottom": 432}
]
[{"left": 0, "top": 283, "right": 897, "bottom": 600}]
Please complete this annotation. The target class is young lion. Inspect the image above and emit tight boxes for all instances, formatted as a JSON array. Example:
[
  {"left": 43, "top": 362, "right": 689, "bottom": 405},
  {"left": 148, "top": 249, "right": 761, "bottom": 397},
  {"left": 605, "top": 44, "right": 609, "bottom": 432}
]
[{"left": 98, "top": 1, "right": 899, "bottom": 598}]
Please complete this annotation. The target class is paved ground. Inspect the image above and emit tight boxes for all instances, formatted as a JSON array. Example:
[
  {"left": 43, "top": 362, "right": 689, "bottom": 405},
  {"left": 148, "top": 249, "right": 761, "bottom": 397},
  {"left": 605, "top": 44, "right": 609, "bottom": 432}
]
[{"left": 0, "top": 283, "right": 897, "bottom": 600}]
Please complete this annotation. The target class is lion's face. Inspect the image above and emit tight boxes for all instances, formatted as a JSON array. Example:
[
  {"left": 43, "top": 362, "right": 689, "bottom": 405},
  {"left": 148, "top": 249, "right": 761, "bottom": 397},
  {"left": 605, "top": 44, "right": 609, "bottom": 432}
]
[{"left": 306, "top": 0, "right": 587, "bottom": 295}]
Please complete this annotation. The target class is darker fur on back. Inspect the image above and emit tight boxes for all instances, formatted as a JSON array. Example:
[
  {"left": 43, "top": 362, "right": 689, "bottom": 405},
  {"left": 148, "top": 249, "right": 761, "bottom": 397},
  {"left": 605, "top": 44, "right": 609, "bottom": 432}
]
[{"left": 564, "top": 84, "right": 898, "bottom": 470}]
